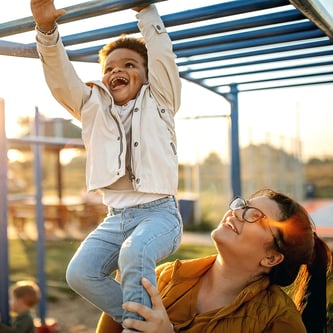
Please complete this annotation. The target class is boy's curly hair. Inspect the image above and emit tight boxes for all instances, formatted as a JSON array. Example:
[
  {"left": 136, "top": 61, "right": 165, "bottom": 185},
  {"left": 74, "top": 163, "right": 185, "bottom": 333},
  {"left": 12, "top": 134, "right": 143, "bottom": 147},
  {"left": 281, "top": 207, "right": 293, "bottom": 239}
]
[{"left": 98, "top": 35, "right": 148, "bottom": 74}]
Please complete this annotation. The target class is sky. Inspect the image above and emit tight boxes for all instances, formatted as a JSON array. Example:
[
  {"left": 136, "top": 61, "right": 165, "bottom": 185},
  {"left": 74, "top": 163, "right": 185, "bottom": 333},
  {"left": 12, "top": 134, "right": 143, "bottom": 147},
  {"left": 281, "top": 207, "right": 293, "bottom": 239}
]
[{"left": 0, "top": 0, "right": 333, "bottom": 164}]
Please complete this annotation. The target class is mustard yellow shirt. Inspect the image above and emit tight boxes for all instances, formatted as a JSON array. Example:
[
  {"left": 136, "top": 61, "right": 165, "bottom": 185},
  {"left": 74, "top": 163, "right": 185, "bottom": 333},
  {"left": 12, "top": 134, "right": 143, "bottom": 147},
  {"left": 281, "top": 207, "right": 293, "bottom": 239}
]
[
  {"left": 156, "top": 256, "right": 306, "bottom": 333},
  {"left": 96, "top": 255, "right": 307, "bottom": 333}
]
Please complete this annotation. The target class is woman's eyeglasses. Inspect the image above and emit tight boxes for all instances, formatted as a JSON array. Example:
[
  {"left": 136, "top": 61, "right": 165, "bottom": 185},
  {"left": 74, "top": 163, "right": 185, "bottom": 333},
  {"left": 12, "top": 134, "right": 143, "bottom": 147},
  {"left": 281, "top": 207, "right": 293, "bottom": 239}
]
[
  {"left": 229, "top": 196, "right": 265, "bottom": 223},
  {"left": 229, "top": 196, "right": 283, "bottom": 252}
]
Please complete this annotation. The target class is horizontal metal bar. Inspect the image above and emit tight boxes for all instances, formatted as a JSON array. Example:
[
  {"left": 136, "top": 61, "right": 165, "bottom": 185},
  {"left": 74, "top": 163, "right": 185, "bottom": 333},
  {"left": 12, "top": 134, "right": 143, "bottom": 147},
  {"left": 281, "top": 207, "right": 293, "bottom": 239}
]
[
  {"left": 177, "top": 39, "right": 333, "bottom": 68},
  {"left": 180, "top": 49, "right": 333, "bottom": 76},
  {"left": 175, "top": 30, "right": 326, "bottom": 59},
  {"left": 290, "top": 0, "right": 333, "bottom": 40},
  {"left": 51, "top": 8, "right": 304, "bottom": 48},
  {"left": 60, "top": 22, "right": 139, "bottom": 46},
  {"left": 0, "top": 40, "right": 38, "bottom": 58},
  {"left": 205, "top": 70, "right": 333, "bottom": 88},
  {"left": 160, "top": 0, "right": 290, "bottom": 28},
  {"left": 0, "top": 0, "right": 165, "bottom": 37},
  {"left": 172, "top": 21, "right": 317, "bottom": 53},
  {"left": 239, "top": 79, "right": 333, "bottom": 92},
  {"left": 183, "top": 74, "right": 333, "bottom": 93},
  {"left": 169, "top": 9, "right": 304, "bottom": 42},
  {"left": 188, "top": 60, "right": 333, "bottom": 81}
]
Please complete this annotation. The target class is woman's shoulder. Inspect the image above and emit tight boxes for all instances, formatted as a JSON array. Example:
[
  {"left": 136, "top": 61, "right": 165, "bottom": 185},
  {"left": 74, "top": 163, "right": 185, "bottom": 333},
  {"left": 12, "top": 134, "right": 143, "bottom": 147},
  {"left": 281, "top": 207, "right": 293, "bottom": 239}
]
[
  {"left": 258, "top": 284, "right": 303, "bottom": 321},
  {"left": 243, "top": 282, "right": 301, "bottom": 317},
  {"left": 240, "top": 284, "right": 305, "bottom": 331}
]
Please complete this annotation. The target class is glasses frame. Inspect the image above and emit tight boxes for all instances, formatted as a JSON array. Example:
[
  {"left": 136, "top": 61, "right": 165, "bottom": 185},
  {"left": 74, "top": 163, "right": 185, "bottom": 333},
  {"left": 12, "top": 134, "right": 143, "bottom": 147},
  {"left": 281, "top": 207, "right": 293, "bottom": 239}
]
[
  {"left": 228, "top": 196, "right": 283, "bottom": 252},
  {"left": 229, "top": 196, "right": 266, "bottom": 223}
]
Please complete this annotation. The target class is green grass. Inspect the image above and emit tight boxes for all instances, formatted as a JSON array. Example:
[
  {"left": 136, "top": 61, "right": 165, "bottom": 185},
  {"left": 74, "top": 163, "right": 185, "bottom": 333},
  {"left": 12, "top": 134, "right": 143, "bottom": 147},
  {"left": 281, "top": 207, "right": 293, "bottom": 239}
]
[
  {"left": 8, "top": 239, "right": 216, "bottom": 286},
  {"left": 7, "top": 238, "right": 333, "bottom": 327},
  {"left": 9, "top": 239, "right": 80, "bottom": 284}
]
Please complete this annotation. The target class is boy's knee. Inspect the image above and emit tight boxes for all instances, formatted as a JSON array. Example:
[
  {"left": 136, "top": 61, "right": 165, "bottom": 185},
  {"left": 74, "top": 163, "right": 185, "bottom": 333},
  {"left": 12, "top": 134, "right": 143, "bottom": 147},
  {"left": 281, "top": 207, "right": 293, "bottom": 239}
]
[
  {"left": 119, "top": 243, "right": 140, "bottom": 268},
  {"left": 66, "top": 260, "right": 87, "bottom": 290}
]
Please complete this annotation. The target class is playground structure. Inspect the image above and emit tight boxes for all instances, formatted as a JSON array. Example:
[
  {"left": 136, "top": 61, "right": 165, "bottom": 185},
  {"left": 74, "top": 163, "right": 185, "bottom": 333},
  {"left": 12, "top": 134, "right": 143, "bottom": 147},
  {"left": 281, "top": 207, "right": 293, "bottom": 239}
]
[{"left": 1, "top": 0, "right": 333, "bottom": 329}]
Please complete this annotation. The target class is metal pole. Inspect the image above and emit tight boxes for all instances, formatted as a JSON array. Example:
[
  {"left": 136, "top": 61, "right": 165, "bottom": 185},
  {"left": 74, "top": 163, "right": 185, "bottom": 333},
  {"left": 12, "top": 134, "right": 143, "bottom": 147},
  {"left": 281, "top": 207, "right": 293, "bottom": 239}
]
[
  {"left": 0, "top": 98, "right": 10, "bottom": 325},
  {"left": 33, "top": 107, "right": 47, "bottom": 325},
  {"left": 229, "top": 84, "right": 242, "bottom": 197}
]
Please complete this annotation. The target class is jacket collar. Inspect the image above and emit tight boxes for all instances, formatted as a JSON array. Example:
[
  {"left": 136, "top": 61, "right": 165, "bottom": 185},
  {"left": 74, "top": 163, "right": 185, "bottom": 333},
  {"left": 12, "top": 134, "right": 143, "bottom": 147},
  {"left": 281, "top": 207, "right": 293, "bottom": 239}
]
[{"left": 168, "top": 255, "right": 270, "bottom": 316}]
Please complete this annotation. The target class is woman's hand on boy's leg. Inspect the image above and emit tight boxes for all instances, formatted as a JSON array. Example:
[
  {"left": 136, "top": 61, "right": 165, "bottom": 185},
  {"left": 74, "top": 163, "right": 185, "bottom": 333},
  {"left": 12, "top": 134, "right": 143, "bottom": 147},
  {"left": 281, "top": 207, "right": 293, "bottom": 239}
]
[{"left": 122, "top": 278, "right": 174, "bottom": 333}]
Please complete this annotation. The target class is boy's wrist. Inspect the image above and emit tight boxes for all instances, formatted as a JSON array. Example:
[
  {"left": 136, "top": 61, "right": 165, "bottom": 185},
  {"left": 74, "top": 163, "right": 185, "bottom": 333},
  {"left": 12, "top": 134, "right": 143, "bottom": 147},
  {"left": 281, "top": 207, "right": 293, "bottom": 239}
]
[{"left": 36, "top": 24, "right": 57, "bottom": 35}]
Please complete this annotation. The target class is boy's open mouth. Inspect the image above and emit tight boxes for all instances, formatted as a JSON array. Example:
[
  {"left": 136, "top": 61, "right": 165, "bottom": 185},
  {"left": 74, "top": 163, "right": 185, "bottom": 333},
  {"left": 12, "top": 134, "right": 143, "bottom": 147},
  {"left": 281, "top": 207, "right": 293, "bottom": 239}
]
[{"left": 111, "top": 77, "right": 129, "bottom": 89}]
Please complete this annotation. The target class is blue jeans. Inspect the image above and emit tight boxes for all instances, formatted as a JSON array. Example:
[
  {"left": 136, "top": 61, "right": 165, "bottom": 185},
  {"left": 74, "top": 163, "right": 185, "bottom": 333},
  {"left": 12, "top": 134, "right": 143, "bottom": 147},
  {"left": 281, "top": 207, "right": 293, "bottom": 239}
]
[{"left": 66, "top": 196, "right": 183, "bottom": 323}]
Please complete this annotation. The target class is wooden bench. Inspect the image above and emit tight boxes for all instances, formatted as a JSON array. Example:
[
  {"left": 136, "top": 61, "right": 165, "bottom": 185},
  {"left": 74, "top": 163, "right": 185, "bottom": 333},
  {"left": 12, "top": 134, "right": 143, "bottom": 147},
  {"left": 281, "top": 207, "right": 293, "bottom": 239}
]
[
  {"left": 8, "top": 202, "right": 78, "bottom": 233},
  {"left": 8, "top": 204, "right": 35, "bottom": 234}
]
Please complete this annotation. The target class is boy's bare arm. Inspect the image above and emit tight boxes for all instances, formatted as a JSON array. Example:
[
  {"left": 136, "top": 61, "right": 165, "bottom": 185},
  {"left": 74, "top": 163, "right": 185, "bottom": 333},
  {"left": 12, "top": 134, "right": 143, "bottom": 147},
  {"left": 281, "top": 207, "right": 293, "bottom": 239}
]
[{"left": 30, "top": 0, "right": 66, "bottom": 32}]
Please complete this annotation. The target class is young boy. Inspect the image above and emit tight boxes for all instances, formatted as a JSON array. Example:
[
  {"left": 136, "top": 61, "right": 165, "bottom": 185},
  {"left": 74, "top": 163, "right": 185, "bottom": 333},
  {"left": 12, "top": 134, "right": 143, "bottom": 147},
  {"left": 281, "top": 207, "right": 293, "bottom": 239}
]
[
  {"left": 30, "top": 0, "right": 183, "bottom": 326},
  {"left": 0, "top": 281, "right": 40, "bottom": 333}
]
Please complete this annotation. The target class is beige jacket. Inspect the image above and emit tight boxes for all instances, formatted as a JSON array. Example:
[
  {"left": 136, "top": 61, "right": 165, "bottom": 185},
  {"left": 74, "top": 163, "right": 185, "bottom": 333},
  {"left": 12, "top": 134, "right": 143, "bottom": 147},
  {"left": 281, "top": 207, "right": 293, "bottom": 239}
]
[{"left": 36, "top": 5, "right": 181, "bottom": 193}]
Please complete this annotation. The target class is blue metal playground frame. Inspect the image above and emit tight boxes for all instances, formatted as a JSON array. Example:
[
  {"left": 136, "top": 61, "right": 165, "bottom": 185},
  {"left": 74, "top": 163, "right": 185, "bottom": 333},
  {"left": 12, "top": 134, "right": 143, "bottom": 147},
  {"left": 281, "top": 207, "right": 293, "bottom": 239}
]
[{"left": 0, "top": 0, "right": 333, "bottom": 326}]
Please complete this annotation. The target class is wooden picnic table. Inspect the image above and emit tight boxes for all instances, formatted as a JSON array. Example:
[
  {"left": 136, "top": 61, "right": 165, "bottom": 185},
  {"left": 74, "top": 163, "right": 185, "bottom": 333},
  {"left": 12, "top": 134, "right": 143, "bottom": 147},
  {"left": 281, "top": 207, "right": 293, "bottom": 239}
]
[
  {"left": 8, "top": 198, "right": 82, "bottom": 231},
  {"left": 8, "top": 197, "right": 107, "bottom": 233}
]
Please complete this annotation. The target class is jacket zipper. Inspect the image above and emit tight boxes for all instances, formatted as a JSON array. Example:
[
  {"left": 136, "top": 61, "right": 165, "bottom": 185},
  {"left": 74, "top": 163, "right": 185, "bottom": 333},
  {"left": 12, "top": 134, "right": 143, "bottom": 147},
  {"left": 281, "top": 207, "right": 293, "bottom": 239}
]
[{"left": 109, "top": 104, "right": 123, "bottom": 170}]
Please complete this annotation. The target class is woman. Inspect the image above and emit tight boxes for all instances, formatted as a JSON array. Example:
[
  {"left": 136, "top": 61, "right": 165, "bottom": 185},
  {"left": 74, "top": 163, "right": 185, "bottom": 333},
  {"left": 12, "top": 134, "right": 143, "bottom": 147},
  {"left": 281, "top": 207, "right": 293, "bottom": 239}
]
[{"left": 97, "top": 189, "right": 332, "bottom": 333}]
